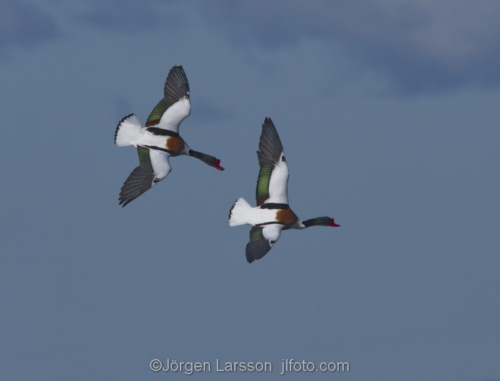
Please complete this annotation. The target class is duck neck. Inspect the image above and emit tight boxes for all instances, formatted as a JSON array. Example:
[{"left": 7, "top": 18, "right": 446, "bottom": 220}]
[
  {"left": 188, "top": 150, "right": 224, "bottom": 170},
  {"left": 302, "top": 217, "right": 340, "bottom": 228}
]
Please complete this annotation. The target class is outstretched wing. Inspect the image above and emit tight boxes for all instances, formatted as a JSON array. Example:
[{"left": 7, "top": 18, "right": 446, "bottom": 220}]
[
  {"left": 255, "top": 117, "right": 289, "bottom": 206},
  {"left": 145, "top": 65, "right": 191, "bottom": 133},
  {"left": 119, "top": 147, "right": 171, "bottom": 207},
  {"left": 245, "top": 224, "right": 283, "bottom": 263}
]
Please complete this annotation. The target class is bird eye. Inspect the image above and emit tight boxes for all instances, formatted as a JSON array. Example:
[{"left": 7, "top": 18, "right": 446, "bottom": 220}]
[{"left": 270, "top": 240, "right": 275, "bottom": 244}]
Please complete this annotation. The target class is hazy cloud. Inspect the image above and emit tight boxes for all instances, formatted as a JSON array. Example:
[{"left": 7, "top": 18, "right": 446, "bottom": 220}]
[
  {"left": 203, "top": 0, "right": 500, "bottom": 94},
  {"left": 76, "top": 0, "right": 183, "bottom": 33},
  {"left": 190, "top": 98, "right": 233, "bottom": 124},
  {"left": 0, "top": 0, "right": 60, "bottom": 53},
  {"left": 113, "top": 97, "right": 135, "bottom": 121}
]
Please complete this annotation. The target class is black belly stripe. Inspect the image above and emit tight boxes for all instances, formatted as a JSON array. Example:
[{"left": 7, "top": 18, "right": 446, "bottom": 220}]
[
  {"left": 260, "top": 203, "right": 290, "bottom": 210},
  {"left": 146, "top": 127, "right": 179, "bottom": 137},
  {"left": 144, "top": 145, "right": 174, "bottom": 154}
]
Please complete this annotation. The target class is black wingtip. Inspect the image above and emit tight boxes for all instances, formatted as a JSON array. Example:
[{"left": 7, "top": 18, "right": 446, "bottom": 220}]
[
  {"left": 120, "top": 200, "right": 131, "bottom": 208},
  {"left": 118, "top": 166, "right": 155, "bottom": 207},
  {"left": 228, "top": 199, "right": 239, "bottom": 221},
  {"left": 245, "top": 232, "right": 272, "bottom": 264},
  {"left": 165, "top": 65, "right": 190, "bottom": 100},
  {"left": 119, "top": 195, "right": 135, "bottom": 208},
  {"left": 119, "top": 193, "right": 135, "bottom": 208},
  {"left": 246, "top": 252, "right": 255, "bottom": 264},
  {"left": 257, "top": 117, "right": 284, "bottom": 167}
]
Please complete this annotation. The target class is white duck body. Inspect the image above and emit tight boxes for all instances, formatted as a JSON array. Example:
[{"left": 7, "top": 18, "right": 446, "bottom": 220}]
[
  {"left": 229, "top": 198, "right": 282, "bottom": 227},
  {"left": 113, "top": 65, "right": 223, "bottom": 207},
  {"left": 228, "top": 117, "right": 339, "bottom": 263},
  {"left": 115, "top": 114, "right": 190, "bottom": 156}
]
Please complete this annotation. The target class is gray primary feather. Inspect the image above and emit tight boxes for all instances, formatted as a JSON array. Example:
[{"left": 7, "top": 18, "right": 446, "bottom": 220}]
[
  {"left": 119, "top": 147, "right": 155, "bottom": 207},
  {"left": 245, "top": 226, "right": 272, "bottom": 263},
  {"left": 146, "top": 65, "right": 190, "bottom": 127},
  {"left": 257, "top": 117, "right": 284, "bottom": 167},
  {"left": 118, "top": 166, "right": 155, "bottom": 207},
  {"left": 164, "top": 65, "right": 190, "bottom": 102}
]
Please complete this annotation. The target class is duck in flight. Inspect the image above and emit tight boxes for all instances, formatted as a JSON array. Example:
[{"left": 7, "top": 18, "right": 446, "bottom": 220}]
[
  {"left": 229, "top": 117, "right": 340, "bottom": 263},
  {"left": 114, "top": 65, "right": 224, "bottom": 207}
]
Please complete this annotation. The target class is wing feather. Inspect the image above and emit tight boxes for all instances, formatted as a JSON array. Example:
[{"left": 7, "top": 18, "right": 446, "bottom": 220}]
[
  {"left": 245, "top": 224, "right": 283, "bottom": 263},
  {"left": 119, "top": 147, "right": 154, "bottom": 207},
  {"left": 145, "top": 66, "right": 191, "bottom": 132},
  {"left": 255, "top": 118, "right": 289, "bottom": 205},
  {"left": 118, "top": 147, "right": 171, "bottom": 207}
]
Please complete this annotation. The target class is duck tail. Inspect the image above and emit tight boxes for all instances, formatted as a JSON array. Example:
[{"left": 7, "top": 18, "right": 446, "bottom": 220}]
[
  {"left": 114, "top": 114, "right": 143, "bottom": 147},
  {"left": 229, "top": 197, "right": 252, "bottom": 226}
]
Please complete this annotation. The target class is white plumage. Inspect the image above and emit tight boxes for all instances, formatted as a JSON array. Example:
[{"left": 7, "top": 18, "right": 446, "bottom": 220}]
[
  {"left": 229, "top": 197, "right": 278, "bottom": 227},
  {"left": 155, "top": 96, "right": 191, "bottom": 132},
  {"left": 114, "top": 114, "right": 143, "bottom": 147},
  {"left": 113, "top": 66, "right": 224, "bottom": 207}
]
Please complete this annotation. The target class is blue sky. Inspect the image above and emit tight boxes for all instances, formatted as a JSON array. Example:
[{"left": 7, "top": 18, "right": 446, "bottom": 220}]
[{"left": 1, "top": 1, "right": 499, "bottom": 380}]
